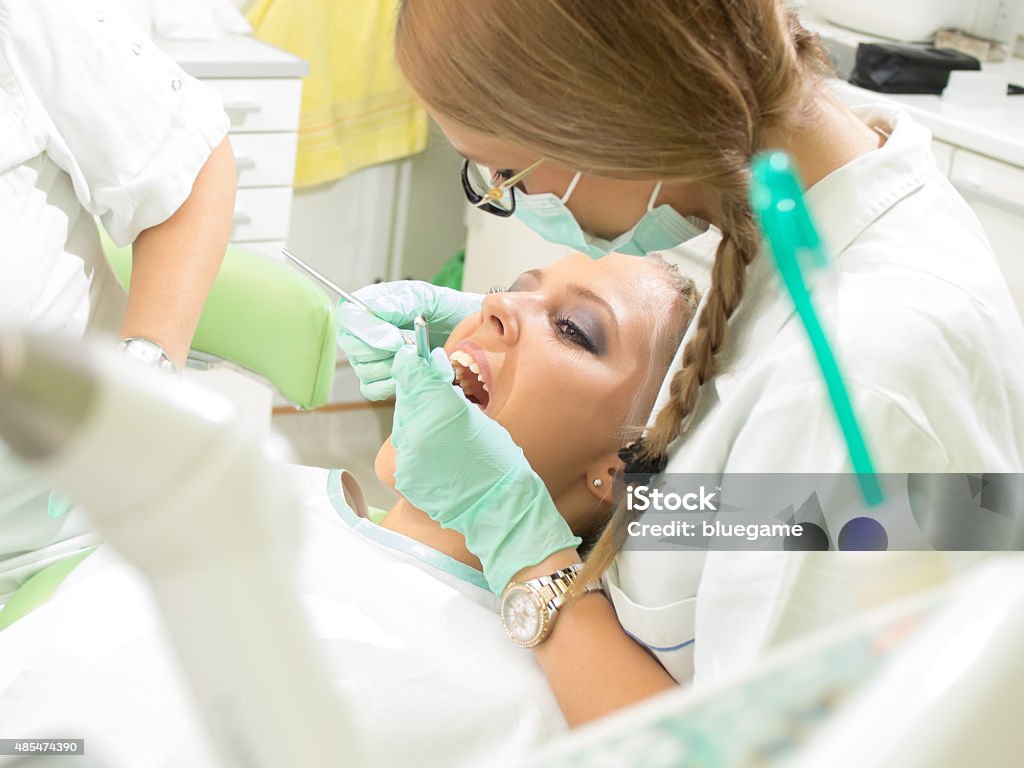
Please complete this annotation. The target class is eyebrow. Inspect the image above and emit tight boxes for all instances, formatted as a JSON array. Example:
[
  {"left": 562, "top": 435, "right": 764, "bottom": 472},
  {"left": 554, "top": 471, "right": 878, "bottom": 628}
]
[{"left": 514, "top": 269, "right": 620, "bottom": 345}]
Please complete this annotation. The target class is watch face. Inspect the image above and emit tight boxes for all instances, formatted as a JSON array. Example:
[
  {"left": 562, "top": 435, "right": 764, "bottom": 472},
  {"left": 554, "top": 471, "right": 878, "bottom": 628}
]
[
  {"left": 124, "top": 339, "right": 161, "bottom": 365},
  {"left": 501, "top": 586, "right": 543, "bottom": 646}
]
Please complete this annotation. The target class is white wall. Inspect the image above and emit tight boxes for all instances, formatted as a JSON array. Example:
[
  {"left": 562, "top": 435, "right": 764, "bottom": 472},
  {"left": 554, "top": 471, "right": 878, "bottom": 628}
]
[{"left": 285, "top": 121, "right": 467, "bottom": 294}]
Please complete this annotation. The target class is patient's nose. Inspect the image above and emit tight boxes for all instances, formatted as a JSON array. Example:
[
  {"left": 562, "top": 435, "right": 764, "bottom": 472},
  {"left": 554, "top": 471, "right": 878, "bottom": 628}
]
[{"left": 480, "top": 292, "right": 523, "bottom": 346}]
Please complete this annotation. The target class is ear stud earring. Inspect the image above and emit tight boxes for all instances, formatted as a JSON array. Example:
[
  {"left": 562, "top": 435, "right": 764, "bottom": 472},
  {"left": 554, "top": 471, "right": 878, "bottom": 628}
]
[{"left": 592, "top": 478, "right": 603, "bottom": 488}]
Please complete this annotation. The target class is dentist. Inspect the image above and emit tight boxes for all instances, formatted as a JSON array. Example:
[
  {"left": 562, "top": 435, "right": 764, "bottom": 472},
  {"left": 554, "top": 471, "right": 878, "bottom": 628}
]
[
  {"left": 337, "top": 0, "right": 1024, "bottom": 724},
  {"left": 0, "top": 0, "right": 235, "bottom": 602}
]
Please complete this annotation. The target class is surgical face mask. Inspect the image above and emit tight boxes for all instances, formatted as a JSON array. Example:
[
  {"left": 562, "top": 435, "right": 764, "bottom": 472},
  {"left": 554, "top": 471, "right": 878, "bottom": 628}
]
[{"left": 513, "top": 174, "right": 708, "bottom": 258}]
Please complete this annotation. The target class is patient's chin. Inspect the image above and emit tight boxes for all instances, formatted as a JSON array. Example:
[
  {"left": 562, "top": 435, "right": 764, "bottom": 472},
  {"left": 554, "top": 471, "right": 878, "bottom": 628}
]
[{"left": 375, "top": 437, "right": 398, "bottom": 488}]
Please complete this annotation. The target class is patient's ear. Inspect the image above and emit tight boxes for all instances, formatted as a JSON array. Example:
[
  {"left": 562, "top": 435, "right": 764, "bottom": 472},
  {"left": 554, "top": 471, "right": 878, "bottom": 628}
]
[{"left": 586, "top": 452, "right": 623, "bottom": 504}]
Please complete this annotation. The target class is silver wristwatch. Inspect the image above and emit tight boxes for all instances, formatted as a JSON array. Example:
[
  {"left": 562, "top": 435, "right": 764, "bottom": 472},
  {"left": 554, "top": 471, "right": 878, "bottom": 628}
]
[
  {"left": 500, "top": 564, "right": 601, "bottom": 648},
  {"left": 118, "top": 337, "right": 177, "bottom": 373}
]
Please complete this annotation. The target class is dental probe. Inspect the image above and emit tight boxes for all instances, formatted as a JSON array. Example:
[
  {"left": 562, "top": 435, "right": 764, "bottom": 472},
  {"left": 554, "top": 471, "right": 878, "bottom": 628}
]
[{"left": 282, "top": 248, "right": 416, "bottom": 345}]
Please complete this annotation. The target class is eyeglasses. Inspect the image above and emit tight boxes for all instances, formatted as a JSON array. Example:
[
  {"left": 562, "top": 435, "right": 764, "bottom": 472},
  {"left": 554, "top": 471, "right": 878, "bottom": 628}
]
[{"left": 460, "top": 158, "right": 544, "bottom": 217}]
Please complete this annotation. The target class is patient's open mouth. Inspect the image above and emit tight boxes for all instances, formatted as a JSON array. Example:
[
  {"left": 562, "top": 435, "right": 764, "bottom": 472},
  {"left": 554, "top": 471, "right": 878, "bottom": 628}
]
[{"left": 449, "top": 349, "right": 491, "bottom": 410}]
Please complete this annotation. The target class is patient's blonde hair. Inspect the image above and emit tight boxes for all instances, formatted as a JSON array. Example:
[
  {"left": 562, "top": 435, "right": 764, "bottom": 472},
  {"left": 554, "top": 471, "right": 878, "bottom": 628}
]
[
  {"left": 577, "top": 256, "right": 699, "bottom": 554},
  {"left": 396, "top": 0, "right": 831, "bottom": 582}
]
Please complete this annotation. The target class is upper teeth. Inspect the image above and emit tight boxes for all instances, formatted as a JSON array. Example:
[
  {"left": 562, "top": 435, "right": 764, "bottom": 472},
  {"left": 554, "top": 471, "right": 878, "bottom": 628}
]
[{"left": 450, "top": 349, "right": 480, "bottom": 376}]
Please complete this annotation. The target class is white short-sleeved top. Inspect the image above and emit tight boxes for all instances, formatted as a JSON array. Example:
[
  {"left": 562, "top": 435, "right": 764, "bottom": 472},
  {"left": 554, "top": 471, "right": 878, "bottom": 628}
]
[
  {"left": 606, "top": 106, "right": 1024, "bottom": 686},
  {"left": 0, "top": 0, "right": 229, "bottom": 603},
  {"left": 0, "top": 0, "right": 229, "bottom": 334}
]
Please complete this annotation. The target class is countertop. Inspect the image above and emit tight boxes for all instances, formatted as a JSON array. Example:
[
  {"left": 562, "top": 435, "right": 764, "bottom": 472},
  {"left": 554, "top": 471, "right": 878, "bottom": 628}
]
[
  {"left": 805, "top": 14, "right": 1024, "bottom": 168},
  {"left": 155, "top": 34, "right": 309, "bottom": 79}
]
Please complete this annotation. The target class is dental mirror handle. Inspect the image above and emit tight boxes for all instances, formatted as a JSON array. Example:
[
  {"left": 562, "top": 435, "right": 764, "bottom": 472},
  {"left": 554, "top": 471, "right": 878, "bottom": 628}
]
[
  {"left": 414, "top": 316, "right": 431, "bottom": 361},
  {"left": 281, "top": 248, "right": 416, "bottom": 345}
]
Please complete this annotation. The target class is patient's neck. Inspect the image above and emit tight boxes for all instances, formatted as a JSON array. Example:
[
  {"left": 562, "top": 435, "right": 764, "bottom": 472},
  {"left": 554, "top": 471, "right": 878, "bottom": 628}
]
[{"left": 379, "top": 498, "right": 482, "bottom": 572}]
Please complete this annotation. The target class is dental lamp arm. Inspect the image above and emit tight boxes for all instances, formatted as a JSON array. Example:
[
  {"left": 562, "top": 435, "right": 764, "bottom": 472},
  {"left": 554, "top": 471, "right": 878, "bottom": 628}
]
[
  {"left": 0, "top": 334, "right": 359, "bottom": 768},
  {"left": 122, "top": 137, "right": 236, "bottom": 368}
]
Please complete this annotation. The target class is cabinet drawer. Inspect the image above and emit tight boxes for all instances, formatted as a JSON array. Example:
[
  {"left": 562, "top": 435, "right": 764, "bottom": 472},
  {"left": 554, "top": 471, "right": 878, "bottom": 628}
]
[
  {"left": 931, "top": 140, "right": 954, "bottom": 177},
  {"left": 949, "top": 150, "right": 1024, "bottom": 217},
  {"left": 949, "top": 150, "right": 1024, "bottom": 320},
  {"left": 232, "top": 188, "right": 294, "bottom": 241},
  {"left": 205, "top": 78, "right": 303, "bottom": 132},
  {"left": 229, "top": 133, "right": 298, "bottom": 187}
]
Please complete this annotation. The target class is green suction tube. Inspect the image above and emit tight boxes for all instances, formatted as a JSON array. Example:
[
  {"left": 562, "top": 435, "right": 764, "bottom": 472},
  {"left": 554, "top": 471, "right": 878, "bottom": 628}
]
[{"left": 750, "top": 151, "right": 883, "bottom": 506}]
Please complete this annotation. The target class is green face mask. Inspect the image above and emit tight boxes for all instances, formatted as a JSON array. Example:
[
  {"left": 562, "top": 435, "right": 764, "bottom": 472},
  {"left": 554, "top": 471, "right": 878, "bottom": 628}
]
[{"left": 513, "top": 175, "right": 708, "bottom": 258}]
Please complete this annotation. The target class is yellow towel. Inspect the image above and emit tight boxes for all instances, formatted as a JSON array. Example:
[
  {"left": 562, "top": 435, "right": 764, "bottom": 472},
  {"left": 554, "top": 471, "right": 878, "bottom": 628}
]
[{"left": 247, "top": 0, "right": 428, "bottom": 188}]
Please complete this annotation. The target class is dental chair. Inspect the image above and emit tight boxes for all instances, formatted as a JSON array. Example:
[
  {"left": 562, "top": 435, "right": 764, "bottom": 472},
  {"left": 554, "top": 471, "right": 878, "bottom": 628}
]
[
  {"left": 99, "top": 229, "right": 337, "bottom": 411},
  {"left": 0, "top": 231, "right": 338, "bottom": 632}
]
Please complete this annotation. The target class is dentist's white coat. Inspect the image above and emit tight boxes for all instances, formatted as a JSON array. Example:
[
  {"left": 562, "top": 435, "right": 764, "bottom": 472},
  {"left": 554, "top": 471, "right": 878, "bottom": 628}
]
[
  {"left": 0, "top": 0, "right": 228, "bottom": 603},
  {"left": 606, "top": 106, "right": 1024, "bottom": 686}
]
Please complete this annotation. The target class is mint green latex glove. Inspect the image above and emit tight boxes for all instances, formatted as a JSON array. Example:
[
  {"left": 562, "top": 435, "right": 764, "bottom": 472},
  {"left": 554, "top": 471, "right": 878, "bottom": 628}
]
[
  {"left": 336, "top": 281, "right": 483, "bottom": 401},
  {"left": 391, "top": 346, "right": 582, "bottom": 593}
]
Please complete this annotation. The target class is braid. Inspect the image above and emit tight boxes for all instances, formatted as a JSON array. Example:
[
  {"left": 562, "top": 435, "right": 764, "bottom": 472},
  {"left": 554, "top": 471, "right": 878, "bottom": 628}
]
[{"left": 638, "top": 184, "right": 760, "bottom": 464}]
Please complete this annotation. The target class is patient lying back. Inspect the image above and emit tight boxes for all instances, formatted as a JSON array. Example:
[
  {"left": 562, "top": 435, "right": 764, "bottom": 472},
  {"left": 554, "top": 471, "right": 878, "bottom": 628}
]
[{"left": 374, "top": 251, "right": 698, "bottom": 568}]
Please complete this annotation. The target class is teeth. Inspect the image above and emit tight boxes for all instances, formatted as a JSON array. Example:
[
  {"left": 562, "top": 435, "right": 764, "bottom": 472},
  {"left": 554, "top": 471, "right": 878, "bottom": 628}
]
[
  {"left": 449, "top": 350, "right": 474, "bottom": 367},
  {"left": 469, "top": 362, "right": 481, "bottom": 375},
  {"left": 482, "top": 382, "right": 489, "bottom": 392}
]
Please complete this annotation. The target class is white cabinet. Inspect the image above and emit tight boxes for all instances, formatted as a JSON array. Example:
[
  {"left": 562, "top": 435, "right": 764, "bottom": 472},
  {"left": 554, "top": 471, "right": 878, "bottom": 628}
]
[
  {"left": 157, "top": 36, "right": 309, "bottom": 258},
  {"left": 950, "top": 150, "right": 1024, "bottom": 318},
  {"left": 932, "top": 140, "right": 955, "bottom": 177}
]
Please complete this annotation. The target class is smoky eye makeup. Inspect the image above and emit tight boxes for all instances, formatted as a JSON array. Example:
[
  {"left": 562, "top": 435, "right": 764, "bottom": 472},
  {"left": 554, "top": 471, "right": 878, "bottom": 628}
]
[{"left": 554, "top": 308, "right": 607, "bottom": 356}]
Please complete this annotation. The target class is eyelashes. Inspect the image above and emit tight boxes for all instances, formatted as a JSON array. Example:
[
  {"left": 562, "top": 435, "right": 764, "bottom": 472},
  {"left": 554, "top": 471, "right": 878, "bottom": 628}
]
[
  {"left": 487, "top": 284, "right": 511, "bottom": 294},
  {"left": 554, "top": 314, "right": 597, "bottom": 354}
]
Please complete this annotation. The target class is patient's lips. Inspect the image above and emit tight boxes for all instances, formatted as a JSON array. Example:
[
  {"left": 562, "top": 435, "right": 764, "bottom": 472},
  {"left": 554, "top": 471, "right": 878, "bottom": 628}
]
[{"left": 449, "top": 345, "right": 491, "bottom": 411}]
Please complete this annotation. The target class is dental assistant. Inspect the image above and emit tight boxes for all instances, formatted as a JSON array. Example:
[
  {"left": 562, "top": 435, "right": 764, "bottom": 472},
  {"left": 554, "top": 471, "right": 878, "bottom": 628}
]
[
  {"left": 337, "top": 0, "right": 1024, "bottom": 725},
  {"left": 0, "top": 0, "right": 235, "bottom": 602}
]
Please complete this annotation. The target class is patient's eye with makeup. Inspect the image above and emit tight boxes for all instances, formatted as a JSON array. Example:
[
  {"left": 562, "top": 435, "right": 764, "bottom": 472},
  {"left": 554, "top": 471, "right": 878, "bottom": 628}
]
[{"left": 554, "top": 314, "right": 598, "bottom": 354}]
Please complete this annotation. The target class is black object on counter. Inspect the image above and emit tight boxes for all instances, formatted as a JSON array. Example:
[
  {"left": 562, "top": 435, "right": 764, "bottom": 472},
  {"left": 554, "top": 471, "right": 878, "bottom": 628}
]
[{"left": 850, "top": 43, "right": 981, "bottom": 95}]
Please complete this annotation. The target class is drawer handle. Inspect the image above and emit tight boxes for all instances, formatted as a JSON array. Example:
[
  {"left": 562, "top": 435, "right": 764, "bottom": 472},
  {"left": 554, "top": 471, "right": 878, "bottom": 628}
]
[
  {"left": 224, "top": 100, "right": 262, "bottom": 115},
  {"left": 235, "top": 156, "right": 257, "bottom": 172},
  {"left": 233, "top": 211, "right": 252, "bottom": 227}
]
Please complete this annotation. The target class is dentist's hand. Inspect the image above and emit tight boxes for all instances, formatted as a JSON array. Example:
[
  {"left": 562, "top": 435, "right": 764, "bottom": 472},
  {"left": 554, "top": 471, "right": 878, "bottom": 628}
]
[
  {"left": 336, "top": 281, "right": 483, "bottom": 400},
  {"left": 391, "top": 346, "right": 581, "bottom": 592}
]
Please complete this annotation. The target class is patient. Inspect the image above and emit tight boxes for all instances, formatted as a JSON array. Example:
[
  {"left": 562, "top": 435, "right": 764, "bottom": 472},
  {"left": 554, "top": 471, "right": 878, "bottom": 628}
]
[
  {"left": 374, "top": 251, "right": 698, "bottom": 567},
  {"left": 0, "top": 253, "right": 698, "bottom": 768}
]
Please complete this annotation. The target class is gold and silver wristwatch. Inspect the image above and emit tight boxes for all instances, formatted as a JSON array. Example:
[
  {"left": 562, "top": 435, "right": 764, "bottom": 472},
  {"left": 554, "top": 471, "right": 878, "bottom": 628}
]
[
  {"left": 500, "top": 564, "right": 601, "bottom": 648},
  {"left": 118, "top": 337, "right": 177, "bottom": 373}
]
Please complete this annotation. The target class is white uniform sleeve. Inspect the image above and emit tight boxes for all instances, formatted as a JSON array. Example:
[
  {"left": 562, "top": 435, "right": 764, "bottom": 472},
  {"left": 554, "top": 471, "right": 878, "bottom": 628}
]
[{"left": 0, "top": 0, "right": 229, "bottom": 245}]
